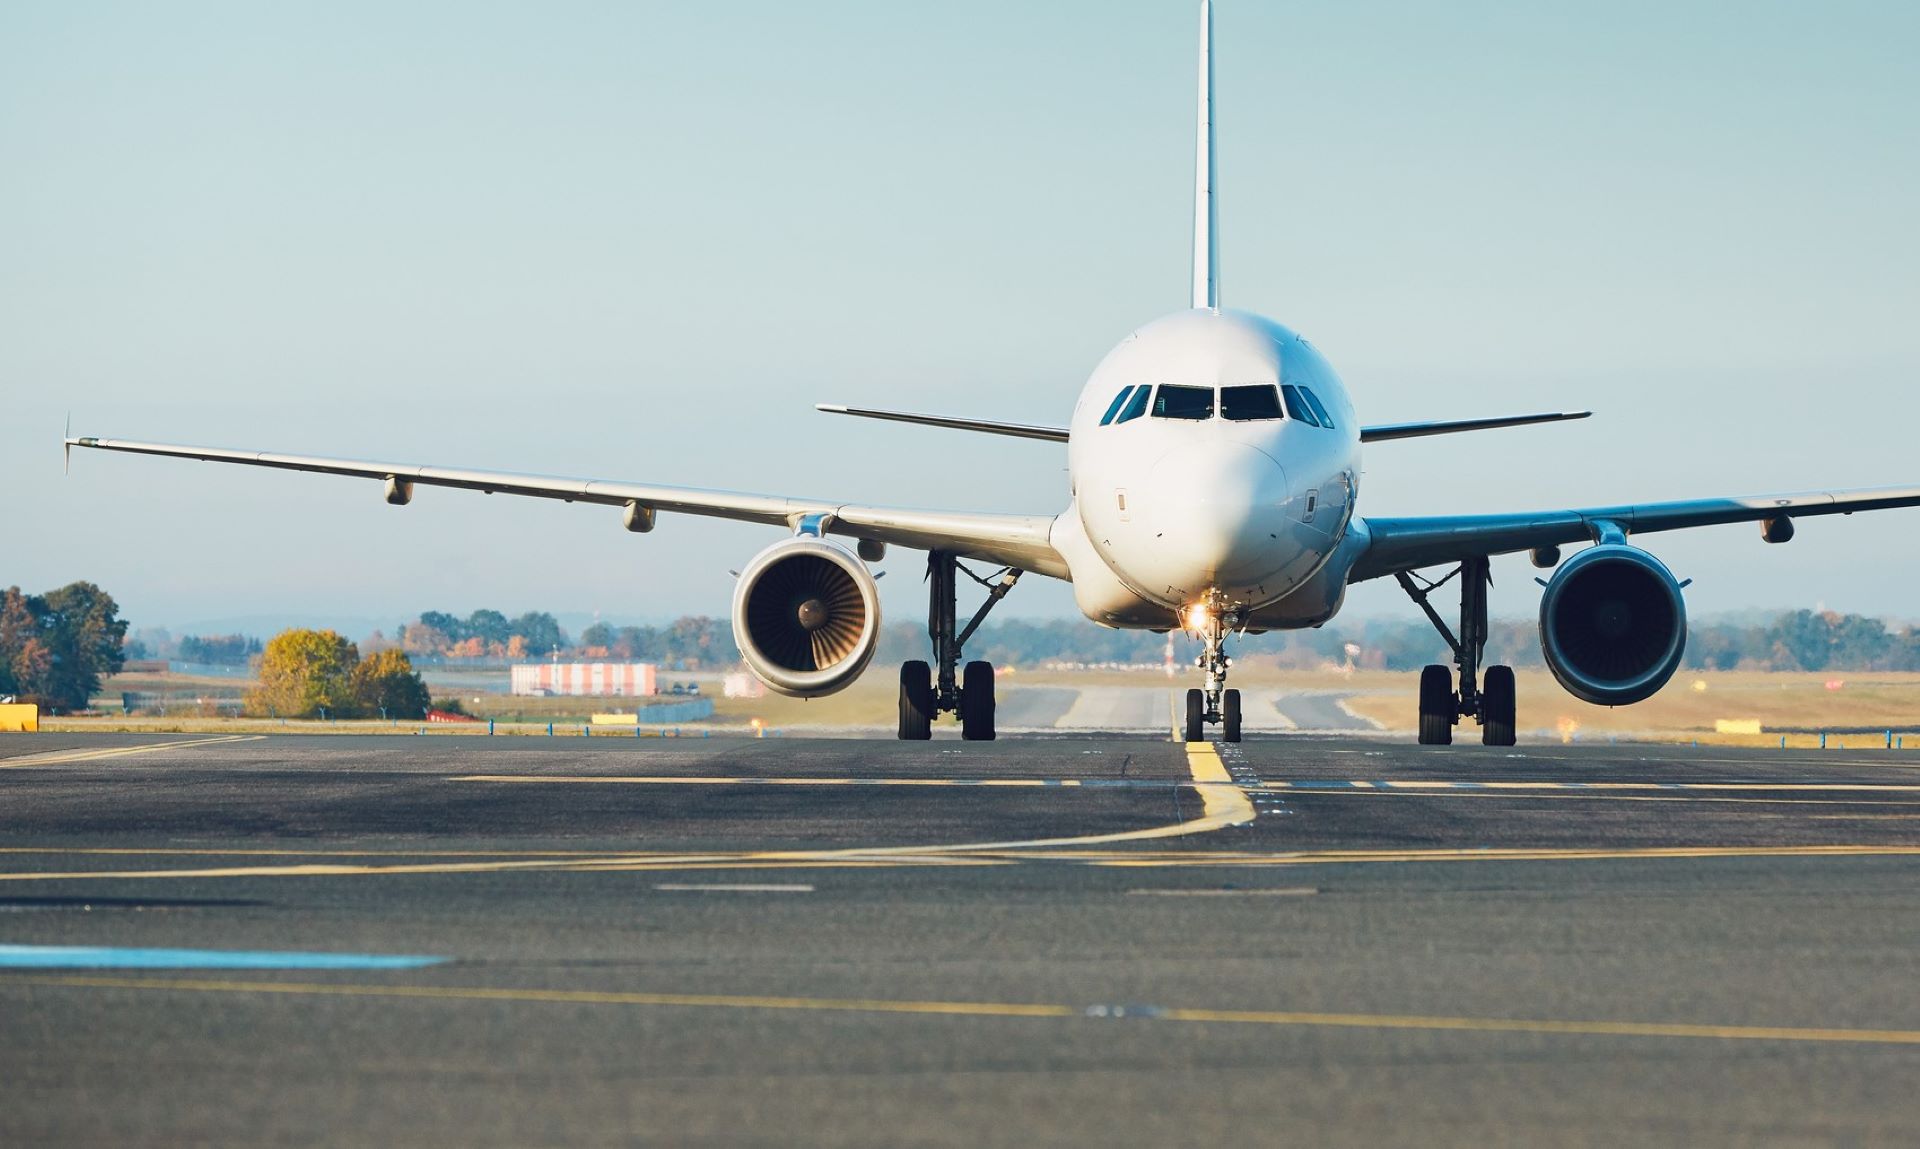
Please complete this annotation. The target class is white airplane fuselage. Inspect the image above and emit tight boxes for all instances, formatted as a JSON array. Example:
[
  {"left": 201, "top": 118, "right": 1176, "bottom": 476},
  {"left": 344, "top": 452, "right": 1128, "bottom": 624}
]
[{"left": 1055, "top": 307, "right": 1364, "bottom": 634}]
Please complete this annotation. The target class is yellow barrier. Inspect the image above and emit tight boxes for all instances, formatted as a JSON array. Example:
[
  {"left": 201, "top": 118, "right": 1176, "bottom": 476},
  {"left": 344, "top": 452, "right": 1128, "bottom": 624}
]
[
  {"left": 590, "top": 713, "right": 639, "bottom": 726},
  {"left": 1714, "top": 718, "right": 1764, "bottom": 735},
  {"left": 0, "top": 703, "right": 40, "bottom": 732}
]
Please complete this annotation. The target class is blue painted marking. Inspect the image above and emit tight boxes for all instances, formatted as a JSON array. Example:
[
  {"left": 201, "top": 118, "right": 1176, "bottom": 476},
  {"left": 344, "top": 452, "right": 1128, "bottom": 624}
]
[{"left": 0, "top": 944, "right": 447, "bottom": 970}]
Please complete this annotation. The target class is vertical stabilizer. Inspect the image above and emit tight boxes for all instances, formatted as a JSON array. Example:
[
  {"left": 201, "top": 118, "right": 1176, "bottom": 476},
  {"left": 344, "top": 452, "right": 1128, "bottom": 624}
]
[{"left": 1191, "top": 0, "right": 1219, "bottom": 310}]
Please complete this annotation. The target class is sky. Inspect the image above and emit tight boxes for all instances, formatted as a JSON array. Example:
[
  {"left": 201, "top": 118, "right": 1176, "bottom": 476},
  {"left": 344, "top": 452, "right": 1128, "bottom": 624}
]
[{"left": 4, "top": 0, "right": 1918, "bottom": 637}]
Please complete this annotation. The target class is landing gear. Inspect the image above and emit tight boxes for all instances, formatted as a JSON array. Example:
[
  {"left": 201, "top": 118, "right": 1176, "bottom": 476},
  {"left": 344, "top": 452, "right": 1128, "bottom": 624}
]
[
  {"left": 896, "top": 551, "right": 1021, "bottom": 741},
  {"left": 1481, "top": 664, "right": 1516, "bottom": 747},
  {"left": 898, "top": 661, "right": 933, "bottom": 741},
  {"left": 1181, "top": 601, "right": 1242, "bottom": 743},
  {"left": 1397, "top": 555, "right": 1518, "bottom": 746},
  {"left": 961, "top": 660, "right": 995, "bottom": 741},
  {"left": 1418, "top": 664, "right": 1453, "bottom": 746}
]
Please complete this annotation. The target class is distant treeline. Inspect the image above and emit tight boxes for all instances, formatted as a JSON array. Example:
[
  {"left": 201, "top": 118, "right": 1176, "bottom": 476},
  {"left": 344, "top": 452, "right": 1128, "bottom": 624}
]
[
  {"left": 126, "top": 606, "right": 1920, "bottom": 678},
  {"left": 571, "top": 608, "right": 1920, "bottom": 674},
  {"left": 127, "top": 631, "right": 264, "bottom": 665},
  {"left": 398, "top": 609, "right": 570, "bottom": 661}
]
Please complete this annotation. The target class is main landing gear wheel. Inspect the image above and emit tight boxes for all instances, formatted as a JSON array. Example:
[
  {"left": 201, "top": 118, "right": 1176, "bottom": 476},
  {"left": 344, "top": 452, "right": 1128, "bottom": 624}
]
[
  {"left": 898, "top": 660, "right": 934, "bottom": 741},
  {"left": 1184, "top": 689, "right": 1206, "bottom": 743},
  {"left": 1221, "top": 688, "right": 1242, "bottom": 743},
  {"left": 1481, "top": 664, "right": 1516, "bottom": 746},
  {"left": 1417, "top": 664, "right": 1453, "bottom": 745},
  {"left": 896, "top": 551, "right": 1022, "bottom": 741},
  {"left": 1400, "top": 556, "right": 1520, "bottom": 746},
  {"left": 961, "top": 660, "right": 996, "bottom": 741}
]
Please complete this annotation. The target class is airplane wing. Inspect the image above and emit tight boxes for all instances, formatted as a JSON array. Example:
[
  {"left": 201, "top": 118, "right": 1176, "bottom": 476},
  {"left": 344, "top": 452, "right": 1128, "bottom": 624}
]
[
  {"left": 1359, "top": 411, "right": 1590, "bottom": 442},
  {"left": 63, "top": 436, "right": 1069, "bottom": 578},
  {"left": 1352, "top": 485, "right": 1920, "bottom": 582},
  {"left": 814, "top": 404, "right": 1069, "bottom": 443}
]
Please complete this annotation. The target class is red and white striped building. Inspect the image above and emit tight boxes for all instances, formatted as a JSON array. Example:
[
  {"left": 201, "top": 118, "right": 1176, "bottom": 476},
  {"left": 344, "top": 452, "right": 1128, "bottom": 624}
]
[{"left": 510, "top": 662, "right": 657, "bottom": 697}]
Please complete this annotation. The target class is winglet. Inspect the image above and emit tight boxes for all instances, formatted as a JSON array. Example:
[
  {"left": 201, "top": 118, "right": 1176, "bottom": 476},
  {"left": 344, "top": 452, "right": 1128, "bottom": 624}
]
[
  {"left": 63, "top": 412, "right": 71, "bottom": 475},
  {"left": 1191, "top": 0, "right": 1219, "bottom": 311}
]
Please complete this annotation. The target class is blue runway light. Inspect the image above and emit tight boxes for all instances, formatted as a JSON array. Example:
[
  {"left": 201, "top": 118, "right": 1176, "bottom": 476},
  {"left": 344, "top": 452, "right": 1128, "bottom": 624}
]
[{"left": 0, "top": 944, "right": 447, "bottom": 970}]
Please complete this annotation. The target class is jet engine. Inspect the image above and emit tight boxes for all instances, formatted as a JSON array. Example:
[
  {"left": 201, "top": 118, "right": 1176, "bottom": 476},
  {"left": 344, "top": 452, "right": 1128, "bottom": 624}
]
[
  {"left": 1538, "top": 544, "right": 1687, "bottom": 706},
  {"left": 730, "top": 537, "right": 881, "bottom": 698}
]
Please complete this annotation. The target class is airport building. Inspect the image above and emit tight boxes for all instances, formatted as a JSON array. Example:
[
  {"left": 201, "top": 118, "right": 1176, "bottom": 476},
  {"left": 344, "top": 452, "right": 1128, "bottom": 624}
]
[{"left": 510, "top": 662, "right": 656, "bottom": 697}]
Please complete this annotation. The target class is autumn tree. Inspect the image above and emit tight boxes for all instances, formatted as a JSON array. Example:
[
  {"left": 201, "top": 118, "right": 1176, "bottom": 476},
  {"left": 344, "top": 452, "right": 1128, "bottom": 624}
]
[
  {"left": 350, "top": 648, "right": 431, "bottom": 719},
  {"left": 246, "top": 629, "right": 360, "bottom": 718},
  {"left": 0, "top": 582, "right": 128, "bottom": 710}
]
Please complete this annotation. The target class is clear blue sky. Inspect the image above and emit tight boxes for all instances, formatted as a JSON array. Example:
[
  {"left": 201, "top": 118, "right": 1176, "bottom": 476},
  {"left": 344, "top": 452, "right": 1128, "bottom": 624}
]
[{"left": 5, "top": 1, "right": 1917, "bottom": 635}]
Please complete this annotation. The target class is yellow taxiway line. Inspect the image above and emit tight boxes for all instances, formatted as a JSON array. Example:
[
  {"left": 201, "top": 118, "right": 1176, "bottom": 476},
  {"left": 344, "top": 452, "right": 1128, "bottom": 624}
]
[
  {"left": 8, "top": 974, "right": 1920, "bottom": 1047},
  {"left": 0, "top": 734, "right": 261, "bottom": 769},
  {"left": 4, "top": 743, "right": 1917, "bottom": 880}
]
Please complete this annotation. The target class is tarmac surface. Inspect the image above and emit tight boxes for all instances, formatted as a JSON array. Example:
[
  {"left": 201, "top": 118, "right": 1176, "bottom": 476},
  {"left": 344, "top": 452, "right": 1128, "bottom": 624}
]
[{"left": 2, "top": 730, "right": 1918, "bottom": 1147}]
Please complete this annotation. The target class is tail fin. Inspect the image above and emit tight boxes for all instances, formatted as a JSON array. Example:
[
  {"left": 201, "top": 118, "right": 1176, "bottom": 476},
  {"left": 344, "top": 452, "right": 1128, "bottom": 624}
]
[{"left": 1191, "top": 0, "right": 1218, "bottom": 311}]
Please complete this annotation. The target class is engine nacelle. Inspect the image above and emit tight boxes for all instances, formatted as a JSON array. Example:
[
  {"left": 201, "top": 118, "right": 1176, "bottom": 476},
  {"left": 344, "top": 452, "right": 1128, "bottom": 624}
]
[
  {"left": 731, "top": 537, "right": 881, "bottom": 698},
  {"left": 1538, "top": 544, "right": 1687, "bottom": 706}
]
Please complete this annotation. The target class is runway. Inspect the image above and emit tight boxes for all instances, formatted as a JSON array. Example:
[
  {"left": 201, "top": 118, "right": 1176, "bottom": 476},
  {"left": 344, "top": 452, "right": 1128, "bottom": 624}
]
[{"left": 3, "top": 732, "right": 1918, "bottom": 1146}]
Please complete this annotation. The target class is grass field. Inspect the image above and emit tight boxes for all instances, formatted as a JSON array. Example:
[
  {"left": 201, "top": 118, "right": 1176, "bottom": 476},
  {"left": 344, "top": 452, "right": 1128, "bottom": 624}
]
[
  {"left": 1342, "top": 668, "right": 1920, "bottom": 745},
  {"left": 49, "top": 665, "right": 1920, "bottom": 744}
]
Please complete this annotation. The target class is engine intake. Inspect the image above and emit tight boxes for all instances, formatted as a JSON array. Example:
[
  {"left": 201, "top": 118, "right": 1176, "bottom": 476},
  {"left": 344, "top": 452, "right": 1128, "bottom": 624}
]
[
  {"left": 1538, "top": 544, "right": 1687, "bottom": 706},
  {"left": 731, "top": 537, "right": 881, "bottom": 698}
]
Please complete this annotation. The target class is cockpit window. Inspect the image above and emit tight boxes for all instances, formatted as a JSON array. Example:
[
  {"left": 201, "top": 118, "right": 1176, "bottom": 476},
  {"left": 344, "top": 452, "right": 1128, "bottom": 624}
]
[
  {"left": 1220, "top": 384, "right": 1283, "bottom": 421},
  {"left": 1280, "top": 384, "right": 1319, "bottom": 427},
  {"left": 1098, "top": 386, "right": 1136, "bottom": 426},
  {"left": 1113, "top": 385, "right": 1150, "bottom": 424},
  {"left": 1152, "top": 384, "right": 1214, "bottom": 420},
  {"left": 1300, "top": 387, "right": 1335, "bottom": 429}
]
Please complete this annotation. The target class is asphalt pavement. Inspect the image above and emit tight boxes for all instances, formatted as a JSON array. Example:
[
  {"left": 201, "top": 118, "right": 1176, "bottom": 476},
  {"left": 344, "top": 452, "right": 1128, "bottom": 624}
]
[{"left": 2, "top": 730, "right": 1917, "bottom": 1147}]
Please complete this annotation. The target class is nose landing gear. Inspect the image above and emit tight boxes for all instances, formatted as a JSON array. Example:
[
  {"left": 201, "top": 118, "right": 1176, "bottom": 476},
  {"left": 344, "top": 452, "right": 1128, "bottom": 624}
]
[
  {"left": 1181, "top": 602, "right": 1243, "bottom": 743},
  {"left": 1396, "top": 555, "right": 1517, "bottom": 746},
  {"left": 896, "top": 551, "right": 1021, "bottom": 741}
]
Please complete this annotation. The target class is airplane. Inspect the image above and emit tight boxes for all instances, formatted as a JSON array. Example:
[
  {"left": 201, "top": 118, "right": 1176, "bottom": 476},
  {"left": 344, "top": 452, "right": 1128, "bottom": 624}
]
[{"left": 63, "top": 1, "right": 1920, "bottom": 746}]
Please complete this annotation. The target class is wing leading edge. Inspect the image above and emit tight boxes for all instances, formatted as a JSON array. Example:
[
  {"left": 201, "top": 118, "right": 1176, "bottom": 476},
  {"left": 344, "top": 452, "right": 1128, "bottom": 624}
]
[
  {"left": 1353, "top": 485, "right": 1920, "bottom": 582},
  {"left": 64, "top": 436, "right": 1068, "bottom": 578},
  {"left": 814, "top": 405, "right": 1069, "bottom": 443},
  {"left": 1358, "top": 411, "right": 1591, "bottom": 442}
]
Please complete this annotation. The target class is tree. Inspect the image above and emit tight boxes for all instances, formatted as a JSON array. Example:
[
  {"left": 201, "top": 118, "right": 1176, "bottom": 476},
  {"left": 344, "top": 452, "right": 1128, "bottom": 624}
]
[
  {"left": 418, "top": 611, "right": 465, "bottom": 642},
  {"left": 400, "top": 623, "right": 451, "bottom": 657},
  {"left": 0, "top": 589, "right": 35, "bottom": 696},
  {"left": 0, "top": 582, "right": 128, "bottom": 710},
  {"left": 247, "top": 629, "right": 360, "bottom": 718},
  {"left": 465, "top": 609, "right": 511, "bottom": 646},
  {"left": 510, "top": 611, "right": 567, "bottom": 655},
  {"left": 1769, "top": 610, "right": 1833, "bottom": 671},
  {"left": 351, "top": 648, "right": 431, "bottom": 719}
]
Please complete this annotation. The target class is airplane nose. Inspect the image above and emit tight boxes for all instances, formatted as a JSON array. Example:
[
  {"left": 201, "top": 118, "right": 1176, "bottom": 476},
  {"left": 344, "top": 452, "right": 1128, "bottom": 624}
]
[{"left": 1142, "top": 443, "right": 1290, "bottom": 585}]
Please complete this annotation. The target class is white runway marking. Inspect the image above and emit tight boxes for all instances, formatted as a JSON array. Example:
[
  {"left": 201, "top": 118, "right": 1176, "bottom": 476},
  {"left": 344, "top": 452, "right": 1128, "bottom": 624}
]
[
  {"left": 652, "top": 883, "right": 815, "bottom": 893},
  {"left": 1125, "top": 887, "right": 1317, "bottom": 897}
]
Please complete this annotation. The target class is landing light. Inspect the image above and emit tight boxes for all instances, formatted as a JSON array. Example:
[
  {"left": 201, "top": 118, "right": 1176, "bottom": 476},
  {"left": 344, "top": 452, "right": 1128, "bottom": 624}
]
[{"left": 1184, "top": 603, "right": 1211, "bottom": 631}]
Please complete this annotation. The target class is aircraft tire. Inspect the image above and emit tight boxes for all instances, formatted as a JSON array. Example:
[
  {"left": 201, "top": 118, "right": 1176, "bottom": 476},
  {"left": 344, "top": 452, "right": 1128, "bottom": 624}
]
[
  {"left": 961, "top": 660, "right": 996, "bottom": 741},
  {"left": 1222, "top": 688, "right": 1242, "bottom": 743},
  {"left": 898, "top": 661, "right": 934, "bottom": 740},
  {"left": 1481, "top": 664, "right": 1517, "bottom": 746},
  {"left": 1417, "top": 664, "right": 1454, "bottom": 745},
  {"left": 1184, "top": 688, "right": 1207, "bottom": 743}
]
